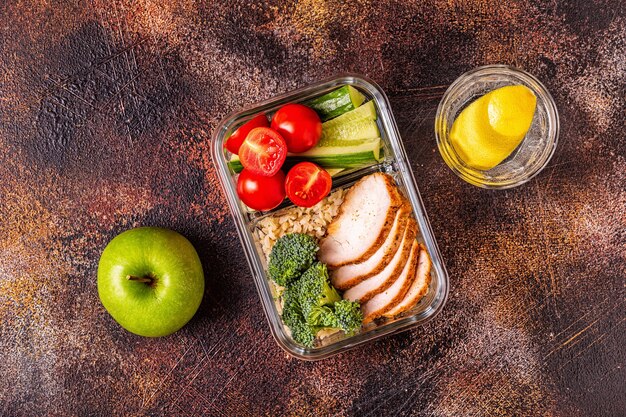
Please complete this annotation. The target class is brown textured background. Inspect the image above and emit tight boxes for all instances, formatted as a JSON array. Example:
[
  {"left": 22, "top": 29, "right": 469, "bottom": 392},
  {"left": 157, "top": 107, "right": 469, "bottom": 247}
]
[{"left": 1, "top": 1, "right": 624, "bottom": 416}]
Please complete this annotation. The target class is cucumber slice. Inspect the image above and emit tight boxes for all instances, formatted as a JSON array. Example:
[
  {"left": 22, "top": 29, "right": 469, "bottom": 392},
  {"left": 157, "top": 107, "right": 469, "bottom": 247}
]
[
  {"left": 319, "top": 118, "right": 380, "bottom": 146},
  {"left": 227, "top": 139, "right": 383, "bottom": 172},
  {"left": 290, "top": 139, "right": 383, "bottom": 168},
  {"left": 322, "top": 101, "right": 377, "bottom": 131},
  {"left": 319, "top": 101, "right": 379, "bottom": 145},
  {"left": 295, "top": 138, "right": 381, "bottom": 159},
  {"left": 305, "top": 85, "right": 366, "bottom": 121},
  {"left": 228, "top": 155, "right": 243, "bottom": 172},
  {"left": 326, "top": 168, "right": 345, "bottom": 177}
]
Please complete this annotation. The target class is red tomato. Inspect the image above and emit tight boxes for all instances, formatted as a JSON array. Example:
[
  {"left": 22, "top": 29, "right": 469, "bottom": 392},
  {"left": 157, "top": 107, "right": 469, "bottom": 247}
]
[
  {"left": 237, "top": 168, "right": 286, "bottom": 211},
  {"left": 224, "top": 114, "right": 270, "bottom": 155},
  {"left": 285, "top": 162, "right": 332, "bottom": 208},
  {"left": 238, "top": 127, "right": 287, "bottom": 176},
  {"left": 271, "top": 104, "right": 322, "bottom": 153}
]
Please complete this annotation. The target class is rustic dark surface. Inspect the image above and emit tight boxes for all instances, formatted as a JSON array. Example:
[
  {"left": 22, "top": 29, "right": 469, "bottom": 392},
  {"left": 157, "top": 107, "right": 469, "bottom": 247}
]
[{"left": 1, "top": 1, "right": 624, "bottom": 416}]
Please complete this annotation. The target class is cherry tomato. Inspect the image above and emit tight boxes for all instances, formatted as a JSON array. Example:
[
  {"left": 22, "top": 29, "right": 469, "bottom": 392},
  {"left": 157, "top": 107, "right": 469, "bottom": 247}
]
[
  {"left": 237, "top": 168, "right": 286, "bottom": 211},
  {"left": 285, "top": 162, "right": 332, "bottom": 208},
  {"left": 271, "top": 104, "right": 322, "bottom": 153},
  {"left": 238, "top": 127, "right": 288, "bottom": 176},
  {"left": 224, "top": 113, "right": 270, "bottom": 155}
]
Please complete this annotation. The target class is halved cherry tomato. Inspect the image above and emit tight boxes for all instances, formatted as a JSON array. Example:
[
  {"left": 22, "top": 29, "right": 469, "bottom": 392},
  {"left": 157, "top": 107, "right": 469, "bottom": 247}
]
[
  {"left": 237, "top": 168, "right": 286, "bottom": 211},
  {"left": 285, "top": 162, "right": 332, "bottom": 208},
  {"left": 271, "top": 104, "right": 322, "bottom": 153},
  {"left": 224, "top": 114, "right": 270, "bottom": 155},
  {"left": 238, "top": 127, "right": 288, "bottom": 176}
]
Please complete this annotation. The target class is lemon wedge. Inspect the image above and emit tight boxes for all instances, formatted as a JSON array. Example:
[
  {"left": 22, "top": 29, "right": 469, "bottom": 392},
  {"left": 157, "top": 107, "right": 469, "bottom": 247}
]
[{"left": 449, "top": 85, "right": 537, "bottom": 170}]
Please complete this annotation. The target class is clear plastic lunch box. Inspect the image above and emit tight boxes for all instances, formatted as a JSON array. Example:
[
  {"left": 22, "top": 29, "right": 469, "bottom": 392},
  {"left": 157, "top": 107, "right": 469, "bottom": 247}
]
[{"left": 211, "top": 74, "right": 449, "bottom": 360}]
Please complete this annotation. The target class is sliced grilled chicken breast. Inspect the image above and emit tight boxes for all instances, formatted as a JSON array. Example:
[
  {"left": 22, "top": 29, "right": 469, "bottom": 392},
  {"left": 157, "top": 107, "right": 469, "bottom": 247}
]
[
  {"left": 318, "top": 173, "right": 403, "bottom": 267},
  {"left": 361, "top": 239, "right": 420, "bottom": 324},
  {"left": 330, "top": 202, "right": 411, "bottom": 290},
  {"left": 342, "top": 218, "right": 417, "bottom": 303},
  {"left": 383, "top": 244, "right": 431, "bottom": 318}
]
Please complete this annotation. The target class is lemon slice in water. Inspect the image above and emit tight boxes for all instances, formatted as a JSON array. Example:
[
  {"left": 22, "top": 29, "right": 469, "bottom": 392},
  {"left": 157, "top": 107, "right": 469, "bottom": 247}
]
[{"left": 449, "top": 85, "right": 537, "bottom": 170}]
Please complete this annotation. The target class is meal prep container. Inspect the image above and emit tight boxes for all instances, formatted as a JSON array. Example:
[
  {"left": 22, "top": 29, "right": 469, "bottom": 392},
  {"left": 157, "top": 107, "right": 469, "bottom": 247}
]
[{"left": 211, "top": 74, "right": 449, "bottom": 360}]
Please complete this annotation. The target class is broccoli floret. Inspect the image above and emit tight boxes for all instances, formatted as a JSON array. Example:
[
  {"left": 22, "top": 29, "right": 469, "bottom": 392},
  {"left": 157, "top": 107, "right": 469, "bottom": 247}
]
[
  {"left": 308, "top": 305, "right": 339, "bottom": 329},
  {"left": 292, "top": 262, "right": 341, "bottom": 321},
  {"left": 282, "top": 287, "right": 316, "bottom": 347},
  {"left": 268, "top": 233, "right": 318, "bottom": 286},
  {"left": 332, "top": 299, "right": 363, "bottom": 335},
  {"left": 280, "top": 261, "right": 364, "bottom": 348},
  {"left": 308, "top": 300, "right": 363, "bottom": 335}
]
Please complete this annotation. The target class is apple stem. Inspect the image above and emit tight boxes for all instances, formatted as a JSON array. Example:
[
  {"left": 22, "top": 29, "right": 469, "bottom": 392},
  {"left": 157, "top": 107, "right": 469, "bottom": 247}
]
[{"left": 127, "top": 275, "right": 154, "bottom": 284}]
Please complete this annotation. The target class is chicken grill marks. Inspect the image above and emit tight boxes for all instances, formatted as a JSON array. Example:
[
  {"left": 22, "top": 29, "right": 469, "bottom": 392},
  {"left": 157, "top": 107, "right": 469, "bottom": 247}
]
[
  {"left": 362, "top": 240, "right": 420, "bottom": 323},
  {"left": 319, "top": 173, "right": 432, "bottom": 323},
  {"left": 330, "top": 201, "right": 411, "bottom": 290},
  {"left": 342, "top": 217, "right": 417, "bottom": 304},
  {"left": 318, "top": 173, "right": 404, "bottom": 267},
  {"left": 384, "top": 244, "right": 432, "bottom": 318}
]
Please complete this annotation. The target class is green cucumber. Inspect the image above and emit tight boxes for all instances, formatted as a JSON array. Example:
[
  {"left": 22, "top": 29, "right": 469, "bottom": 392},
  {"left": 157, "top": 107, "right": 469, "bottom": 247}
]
[
  {"left": 227, "top": 139, "right": 383, "bottom": 172},
  {"left": 228, "top": 156, "right": 242, "bottom": 172},
  {"left": 318, "top": 101, "right": 379, "bottom": 145},
  {"left": 305, "top": 85, "right": 366, "bottom": 121},
  {"left": 325, "top": 168, "right": 345, "bottom": 177},
  {"left": 319, "top": 118, "right": 380, "bottom": 146},
  {"left": 292, "top": 139, "right": 383, "bottom": 168},
  {"left": 322, "top": 101, "right": 377, "bottom": 130}
]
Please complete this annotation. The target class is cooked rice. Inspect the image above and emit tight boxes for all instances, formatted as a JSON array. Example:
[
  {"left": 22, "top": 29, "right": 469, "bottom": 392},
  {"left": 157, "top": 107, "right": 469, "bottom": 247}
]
[{"left": 255, "top": 188, "right": 346, "bottom": 259}]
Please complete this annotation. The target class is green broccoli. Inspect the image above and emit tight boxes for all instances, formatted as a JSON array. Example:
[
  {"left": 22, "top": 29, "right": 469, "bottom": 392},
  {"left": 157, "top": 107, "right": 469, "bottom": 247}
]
[
  {"left": 268, "top": 233, "right": 318, "bottom": 286},
  {"left": 292, "top": 262, "right": 341, "bottom": 321},
  {"left": 332, "top": 299, "right": 363, "bottom": 335},
  {"left": 308, "top": 300, "right": 363, "bottom": 335},
  {"left": 282, "top": 290, "right": 316, "bottom": 347},
  {"left": 308, "top": 305, "right": 339, "bottom": 329},
  {"left": 281, "top": 262, "right": 364, "bottom": 348}
]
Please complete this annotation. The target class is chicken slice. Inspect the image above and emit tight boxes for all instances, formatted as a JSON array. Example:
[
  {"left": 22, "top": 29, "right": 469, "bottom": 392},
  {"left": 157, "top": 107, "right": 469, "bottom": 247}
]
[
  {"left": 341, "top": 218, "right": 417, "bottom": 303},
  {"left": 318, "top": 173, "right": 403, "bottom": 267},
  {"left": 383, "top": 244, "right": 432, "bottom": 318},
  {"left": 330, "top": 201, "right": 411, "bottom": 290},
  {"left": 361, "top": 239, "right": 420, "bottom": 324}
]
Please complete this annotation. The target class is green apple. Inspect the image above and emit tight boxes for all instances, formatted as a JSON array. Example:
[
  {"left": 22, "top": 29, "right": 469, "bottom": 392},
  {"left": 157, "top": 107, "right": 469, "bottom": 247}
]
[{"left": 97, "top": 227, "right": 204, "bottom": 337}]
